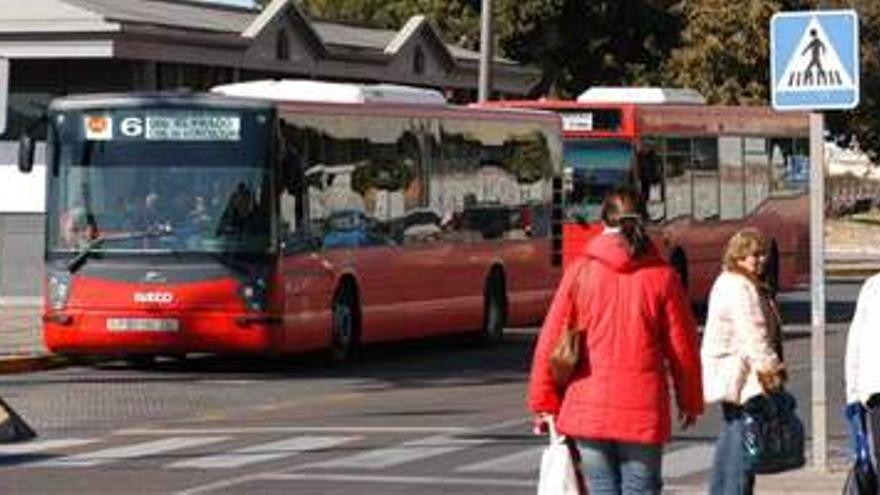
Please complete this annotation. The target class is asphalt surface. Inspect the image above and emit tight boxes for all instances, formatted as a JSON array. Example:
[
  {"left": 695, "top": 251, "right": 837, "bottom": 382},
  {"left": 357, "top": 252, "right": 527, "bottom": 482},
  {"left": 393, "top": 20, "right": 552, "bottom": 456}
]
[{"left": 0, "top": 280, "right": 860, "bottom": 494}]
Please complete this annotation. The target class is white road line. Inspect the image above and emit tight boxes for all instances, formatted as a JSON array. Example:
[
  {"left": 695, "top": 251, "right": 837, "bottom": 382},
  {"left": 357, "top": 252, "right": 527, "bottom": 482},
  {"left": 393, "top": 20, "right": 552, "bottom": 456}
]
[
  {"left": 256, "top": 473, "right": 535, "bottom": 488},
  {"left": 662, "top": 443, "right": 716, "bottom": 479},
  {"left": 33, "top": 436, "right": 229, "bottom": 468},
  {"left": 302, "top": 434, "right": 487, "bottom": 470},
  {"left": 170, "top": 436, "right": 359, "bottom": 469},
  {"left": 0, "top": 439, "right": 97, "bottom": 455},
  {"left": 116, "top": 426, "right": 467, "bottom": 435},
  {"left": 456, "top": 446, "right": 544, "bottom": 473}
]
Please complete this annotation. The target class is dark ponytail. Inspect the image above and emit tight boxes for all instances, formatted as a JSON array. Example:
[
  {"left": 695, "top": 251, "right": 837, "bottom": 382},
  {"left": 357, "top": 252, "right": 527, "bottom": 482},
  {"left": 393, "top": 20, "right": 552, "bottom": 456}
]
[{"left": 600, "top": 187, "right": 649, "bottom": 258}]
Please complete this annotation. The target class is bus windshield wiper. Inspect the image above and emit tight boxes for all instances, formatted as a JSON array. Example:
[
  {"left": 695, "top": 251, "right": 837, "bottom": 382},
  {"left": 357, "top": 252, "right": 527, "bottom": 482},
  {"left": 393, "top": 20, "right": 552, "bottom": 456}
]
[{"left": 67, "top": 224, "right": 174, "bottom": 274}]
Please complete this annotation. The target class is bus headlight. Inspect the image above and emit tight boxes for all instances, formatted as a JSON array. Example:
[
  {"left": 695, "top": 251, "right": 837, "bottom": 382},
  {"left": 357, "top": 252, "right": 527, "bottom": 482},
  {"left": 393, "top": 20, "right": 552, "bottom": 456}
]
[
  {"left": 48, "top": 273, "right": 71, "bottom": 310},
  {"left": 239, "top": 276, "right": 268, "bottom": 312}
]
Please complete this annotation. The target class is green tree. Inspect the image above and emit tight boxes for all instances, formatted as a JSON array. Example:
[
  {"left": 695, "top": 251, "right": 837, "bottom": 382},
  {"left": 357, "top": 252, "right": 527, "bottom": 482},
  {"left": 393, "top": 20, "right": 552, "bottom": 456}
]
[
  {"left": 662, "top": 0, "right": 812, "bottom": 104},
  {"left": 496, "top": 0, "right": 682, "bottom": 96},
  {"left": 823, "top": 1, "right": 880, "bottom": 161}
]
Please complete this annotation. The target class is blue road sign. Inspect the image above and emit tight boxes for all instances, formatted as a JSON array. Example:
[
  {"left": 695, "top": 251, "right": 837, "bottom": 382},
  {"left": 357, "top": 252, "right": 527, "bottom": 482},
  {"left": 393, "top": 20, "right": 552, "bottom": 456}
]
[{"left": 771, "top": 10, "right": 859, "bottom": 111}]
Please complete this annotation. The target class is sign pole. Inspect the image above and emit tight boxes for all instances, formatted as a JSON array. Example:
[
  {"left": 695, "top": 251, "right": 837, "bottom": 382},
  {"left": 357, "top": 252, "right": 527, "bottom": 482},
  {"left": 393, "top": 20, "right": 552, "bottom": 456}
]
[
  {"left": 477, "top": 0, "right": 494, "bottom": 103},
  {"left": 0, "top": 58, "right": 7, "bottom": 135},
  {"left": 772, "top": 8, "right": 857, "bottom": 474},
  {"left": 809, "top": 111, "right": 827, "bottom": 471}
]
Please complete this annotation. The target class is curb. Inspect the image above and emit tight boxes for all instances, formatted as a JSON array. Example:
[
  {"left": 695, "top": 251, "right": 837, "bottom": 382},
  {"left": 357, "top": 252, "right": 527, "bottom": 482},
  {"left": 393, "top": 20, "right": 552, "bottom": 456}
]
[{"left": 0, "top": 354, "right": 68, "bottom": 375}]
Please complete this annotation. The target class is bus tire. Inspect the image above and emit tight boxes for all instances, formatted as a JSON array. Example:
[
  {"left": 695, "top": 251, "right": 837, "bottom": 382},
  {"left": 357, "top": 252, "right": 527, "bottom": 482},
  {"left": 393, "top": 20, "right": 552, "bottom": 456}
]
[
  {"left": 766, "top": 242, "right": 780, "bottom": 296},
  {"left": 480, "top": 269, "right": 507, "bottom": 346},
  {"left": 330, "top": 282, "right": 361, "bottom": 362},
  {"left": 124, "top": 354, "right": 155, "bottom": 369},
  {"left": 671, "top": 250, "right": 689, "bottom": 289}
]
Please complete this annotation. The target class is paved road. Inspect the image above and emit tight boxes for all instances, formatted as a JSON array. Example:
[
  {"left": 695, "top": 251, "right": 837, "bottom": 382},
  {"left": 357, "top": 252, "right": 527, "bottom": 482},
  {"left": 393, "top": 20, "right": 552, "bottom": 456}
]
[{"left": 0, "top": 281, "right": 859, "bottom": 494}]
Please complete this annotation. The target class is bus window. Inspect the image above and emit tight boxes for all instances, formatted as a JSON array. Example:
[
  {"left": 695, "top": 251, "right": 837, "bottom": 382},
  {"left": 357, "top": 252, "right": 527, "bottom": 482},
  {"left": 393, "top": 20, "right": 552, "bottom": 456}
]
[
  {"left": 562, "top": 139, "right": 634, "bottom": 221},
  {"left": 664, "top": 138, "right": 692, "bottom": 220},
  {"left": 744, "top": 137, "right": 770, "bottom": 213},
  {"left": 719, "top": 136, "right": 745, "bottom": 220},
  {"left": 770, "top": 137, "right": 809, "bottom": 194},
  {"left": 639, "top": 138, "right": 665, "bottom": 221},
  {"left": 692, "top": 138, "right": 720, "bottom": 220}
]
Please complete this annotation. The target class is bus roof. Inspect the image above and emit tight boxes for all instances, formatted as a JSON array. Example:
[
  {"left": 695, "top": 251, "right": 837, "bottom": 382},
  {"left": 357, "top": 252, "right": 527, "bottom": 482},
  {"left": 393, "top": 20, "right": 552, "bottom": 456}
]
[
  {"left": 212, "top": 80, "right": 447, "bottom": 106},
  {"left": 577, "top": 87, "right": 706, "bottom": 105},
  {"left": 48, "top": 92, "right": 273, "bottom": 112}
]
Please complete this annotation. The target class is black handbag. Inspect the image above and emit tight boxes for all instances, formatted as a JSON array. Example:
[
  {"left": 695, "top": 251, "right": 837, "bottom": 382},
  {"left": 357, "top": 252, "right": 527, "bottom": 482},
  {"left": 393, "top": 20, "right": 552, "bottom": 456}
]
[{"left": 742, "top": 389, "right": 806, "bottom": 474}]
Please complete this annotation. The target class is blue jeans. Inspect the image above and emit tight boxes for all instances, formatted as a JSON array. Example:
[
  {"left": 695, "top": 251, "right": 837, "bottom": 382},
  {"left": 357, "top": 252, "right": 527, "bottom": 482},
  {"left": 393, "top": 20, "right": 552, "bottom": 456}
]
[
  {"left": 710, "top": 403, "right": 756, "bottom": 495},
  {"left": 578, "top": 439, "right": 663, "bottom": 495}
]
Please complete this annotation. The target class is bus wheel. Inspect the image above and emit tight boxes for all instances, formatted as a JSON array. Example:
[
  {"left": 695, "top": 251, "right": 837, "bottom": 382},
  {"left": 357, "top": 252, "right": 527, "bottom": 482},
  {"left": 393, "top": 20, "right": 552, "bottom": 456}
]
[
  {"left": 480, "top": 272, "right": 507, "bottom": 346},
  {"left": 330, "top": 285, "right": 360, "bottom": 362},
  {"left": 124, "top": 354, "right": 155, "bottom": 369}
]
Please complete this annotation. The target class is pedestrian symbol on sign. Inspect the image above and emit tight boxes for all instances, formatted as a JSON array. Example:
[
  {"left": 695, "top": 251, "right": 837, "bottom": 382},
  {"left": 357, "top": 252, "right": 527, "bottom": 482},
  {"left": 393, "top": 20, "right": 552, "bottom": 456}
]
[
  {"left": 771, "top": 10, "right": 859, "bottom": 110},
  {"left": 779, "top": 17, "right": 853, "bottom": 91}
]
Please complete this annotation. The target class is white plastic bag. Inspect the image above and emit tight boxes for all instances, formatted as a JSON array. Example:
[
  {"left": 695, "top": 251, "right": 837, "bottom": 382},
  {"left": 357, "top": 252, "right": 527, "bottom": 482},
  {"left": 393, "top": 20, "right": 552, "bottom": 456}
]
[{"left": 537, "top": 418, "right": 582, "bottom": 495}]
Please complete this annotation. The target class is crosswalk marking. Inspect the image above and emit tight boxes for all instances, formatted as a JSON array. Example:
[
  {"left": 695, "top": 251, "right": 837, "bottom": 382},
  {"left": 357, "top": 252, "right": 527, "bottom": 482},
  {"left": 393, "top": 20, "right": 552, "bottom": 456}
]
[
  {"left": 662, "top": 444, "right": 716, "bottom": 479},
  {"left": 302, "top": 434, "right": 488, "bottom": 470},
  {"left": 170, "top": 436, "right": 359, "bottom": 469},
  {"left": 258, "top": 473, "right": 536, "bottom": 488},
  {"left": 0, "top": 431, "right": 724, "bottom": 484},
  {"left": 0, "top": 438, "right": 97, "bottom": 456},
  {"left": 456, "top": 446, "right": 543, "bottom": 473},
  {"left": 32, "top": 436, "right": 229, "bottom": 467}
]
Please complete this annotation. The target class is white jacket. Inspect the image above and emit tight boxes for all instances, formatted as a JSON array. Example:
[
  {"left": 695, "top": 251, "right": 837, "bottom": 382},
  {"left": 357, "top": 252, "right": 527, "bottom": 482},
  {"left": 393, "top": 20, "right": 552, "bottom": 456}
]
[
  {"left": 701, "top": 270, "right": 782, "bottom": 404},
  {"left": 846, "top": 273, "right": 880, "bottom": 405}
]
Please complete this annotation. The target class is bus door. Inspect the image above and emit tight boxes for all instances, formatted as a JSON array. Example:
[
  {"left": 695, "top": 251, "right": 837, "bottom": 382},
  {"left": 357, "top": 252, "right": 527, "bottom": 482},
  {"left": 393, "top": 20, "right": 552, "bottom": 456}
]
[{"left": 277, "top": 137, "right": 336, "bottom": 352}]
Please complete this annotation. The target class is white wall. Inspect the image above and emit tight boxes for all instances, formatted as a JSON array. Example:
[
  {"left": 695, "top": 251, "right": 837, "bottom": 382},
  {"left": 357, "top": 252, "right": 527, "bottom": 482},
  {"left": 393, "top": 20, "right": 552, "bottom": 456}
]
[{"left": 0, "top": 141, "right": 45, "bottom": 213}]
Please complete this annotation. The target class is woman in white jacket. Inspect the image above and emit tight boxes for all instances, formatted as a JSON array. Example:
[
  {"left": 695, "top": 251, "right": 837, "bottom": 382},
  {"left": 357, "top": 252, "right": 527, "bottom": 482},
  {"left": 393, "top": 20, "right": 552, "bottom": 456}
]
[
  {"left": 845, "top": 272, "right": 880, "bottom": 470},
  {"left": 702, "top": 228, "right": 787, "bottom": 495}
]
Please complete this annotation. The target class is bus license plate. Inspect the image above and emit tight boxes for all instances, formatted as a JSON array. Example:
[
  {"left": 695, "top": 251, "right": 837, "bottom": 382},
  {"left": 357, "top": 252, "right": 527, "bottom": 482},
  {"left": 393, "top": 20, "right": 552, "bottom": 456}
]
[{"left": 106, "top": 318, "right": 179, "bottom": 332}]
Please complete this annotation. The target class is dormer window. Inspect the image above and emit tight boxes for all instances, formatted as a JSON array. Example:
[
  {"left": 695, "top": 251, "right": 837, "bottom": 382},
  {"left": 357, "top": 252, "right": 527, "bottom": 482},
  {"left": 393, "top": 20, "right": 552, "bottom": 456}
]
[
  {"left": 276, "top": 30, "right": 290, "bottom": 61},
  {"left": 413, "top": 46, "right": 425, "bottom": 75}
]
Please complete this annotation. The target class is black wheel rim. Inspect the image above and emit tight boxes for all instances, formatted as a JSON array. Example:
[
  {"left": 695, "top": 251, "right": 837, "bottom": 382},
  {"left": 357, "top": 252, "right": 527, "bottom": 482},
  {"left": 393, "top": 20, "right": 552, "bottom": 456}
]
[
  {"left": 332, "top": 295, "right": 353, "bottom": 358},
  {"left": 485, "top": 286, "right": 503, "bottom": 342}
]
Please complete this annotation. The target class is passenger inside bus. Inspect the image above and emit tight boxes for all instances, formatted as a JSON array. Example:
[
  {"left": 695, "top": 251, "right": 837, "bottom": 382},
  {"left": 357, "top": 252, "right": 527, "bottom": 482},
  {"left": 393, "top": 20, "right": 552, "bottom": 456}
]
[
  {"left": 60, "top": 204, "right": 99, "bottom": 247},
  {"left": 216, "top": 182, "right": 258, "bottom": 237},
  {"left": 136, "top": 191, "right": 166, "bottom": 230},
  {"left": 635, "top": 145, "right": 665, "bottom": 220}
]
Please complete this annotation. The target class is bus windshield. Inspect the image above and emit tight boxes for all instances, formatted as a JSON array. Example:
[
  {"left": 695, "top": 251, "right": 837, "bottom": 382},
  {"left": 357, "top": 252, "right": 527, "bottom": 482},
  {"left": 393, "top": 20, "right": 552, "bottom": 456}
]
[
  {"left": 47, "top": 108, "right": 272, "bottom": 255},
  {"left": 563, "top": 139, "right": 634, "bottom": 221}
]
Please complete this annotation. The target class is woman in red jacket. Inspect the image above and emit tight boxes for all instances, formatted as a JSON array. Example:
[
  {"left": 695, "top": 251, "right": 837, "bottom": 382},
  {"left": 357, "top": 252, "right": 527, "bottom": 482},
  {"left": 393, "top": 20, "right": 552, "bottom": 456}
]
[{"left": 528, "top": 188, "right": 704, "bottom": 494}]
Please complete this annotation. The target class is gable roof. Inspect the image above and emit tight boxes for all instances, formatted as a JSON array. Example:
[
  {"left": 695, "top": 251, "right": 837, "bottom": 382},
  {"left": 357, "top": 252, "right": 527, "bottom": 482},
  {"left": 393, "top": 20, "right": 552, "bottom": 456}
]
[
  {"left": 0, "top": 0, "right": 539, "bottom": 94},
  {"left": 52, "top": 0, "right": 253, "bottom": 33}
]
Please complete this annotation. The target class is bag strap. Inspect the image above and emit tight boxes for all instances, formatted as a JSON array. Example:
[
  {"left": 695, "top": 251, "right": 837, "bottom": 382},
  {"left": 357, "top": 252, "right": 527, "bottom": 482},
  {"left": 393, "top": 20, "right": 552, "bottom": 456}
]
[
  {"left": 565, "top": 260, "right": 592, "bottom": 332},
  {"left": 546, "top": 416, "right": 566, "bottom": 444}
]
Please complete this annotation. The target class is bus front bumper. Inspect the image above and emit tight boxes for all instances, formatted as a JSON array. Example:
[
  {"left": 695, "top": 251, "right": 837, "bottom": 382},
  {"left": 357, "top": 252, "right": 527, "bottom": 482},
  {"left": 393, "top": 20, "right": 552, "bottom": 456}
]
[{"left": 42, "top": 310, "right": 281, "bottom": 356}]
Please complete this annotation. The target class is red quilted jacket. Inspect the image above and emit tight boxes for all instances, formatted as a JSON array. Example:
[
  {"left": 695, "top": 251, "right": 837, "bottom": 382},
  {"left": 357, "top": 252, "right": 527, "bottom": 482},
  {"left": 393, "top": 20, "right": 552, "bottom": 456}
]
[{"left": 528, "top": 232, "right": 704, "bottom": 444}]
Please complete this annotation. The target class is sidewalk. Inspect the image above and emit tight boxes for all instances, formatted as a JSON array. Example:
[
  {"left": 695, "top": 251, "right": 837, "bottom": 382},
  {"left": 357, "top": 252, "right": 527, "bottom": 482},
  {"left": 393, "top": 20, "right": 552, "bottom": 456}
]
[
  {"left": 667, "top": 466, "right": 848, "bottom": 494},
  {"left": 0, "top": 304, "right": 64, "bottom": 374}
]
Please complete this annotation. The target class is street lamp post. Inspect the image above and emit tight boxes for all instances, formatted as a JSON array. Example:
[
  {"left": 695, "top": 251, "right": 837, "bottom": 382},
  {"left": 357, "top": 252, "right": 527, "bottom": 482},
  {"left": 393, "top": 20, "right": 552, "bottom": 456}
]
[{"left": 478, "top": 0, "right": 493, "bottom": 102}]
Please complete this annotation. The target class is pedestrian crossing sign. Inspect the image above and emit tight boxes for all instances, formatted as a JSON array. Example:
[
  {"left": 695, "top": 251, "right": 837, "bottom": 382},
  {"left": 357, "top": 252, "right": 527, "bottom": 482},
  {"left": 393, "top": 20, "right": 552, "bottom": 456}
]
[{"left": 771, "top": 10, "right": 859, "bottom": 111}]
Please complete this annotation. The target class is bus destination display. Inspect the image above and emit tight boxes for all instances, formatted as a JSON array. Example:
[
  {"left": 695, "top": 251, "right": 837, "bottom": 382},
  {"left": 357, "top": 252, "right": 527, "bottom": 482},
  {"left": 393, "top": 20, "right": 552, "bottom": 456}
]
[{"left": 83, "top": 113, "right": 241, "bottom": 141}]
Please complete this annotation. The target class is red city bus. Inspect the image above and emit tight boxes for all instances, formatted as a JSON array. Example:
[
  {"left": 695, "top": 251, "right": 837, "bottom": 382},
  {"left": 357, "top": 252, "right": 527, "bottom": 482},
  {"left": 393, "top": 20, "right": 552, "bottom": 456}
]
[
  {"left": 480, "top": 87, "right": 810, "bottom": 302},
  {"left": 18, "top": 81, "right": 563, "bottom": 362}
]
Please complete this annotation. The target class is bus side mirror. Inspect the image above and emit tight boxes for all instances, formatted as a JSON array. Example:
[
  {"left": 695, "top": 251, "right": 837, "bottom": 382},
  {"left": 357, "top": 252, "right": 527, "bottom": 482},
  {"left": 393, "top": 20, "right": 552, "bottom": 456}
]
[{"left": 18, "top": 133, "right": 35, "bottom": 174}]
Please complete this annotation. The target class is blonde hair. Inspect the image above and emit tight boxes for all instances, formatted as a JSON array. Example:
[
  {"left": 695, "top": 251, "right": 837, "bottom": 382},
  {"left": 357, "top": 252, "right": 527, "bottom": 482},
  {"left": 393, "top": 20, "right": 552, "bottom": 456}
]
[{"left": 722, "top": 228, "right": 767, "bottom": 271}]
